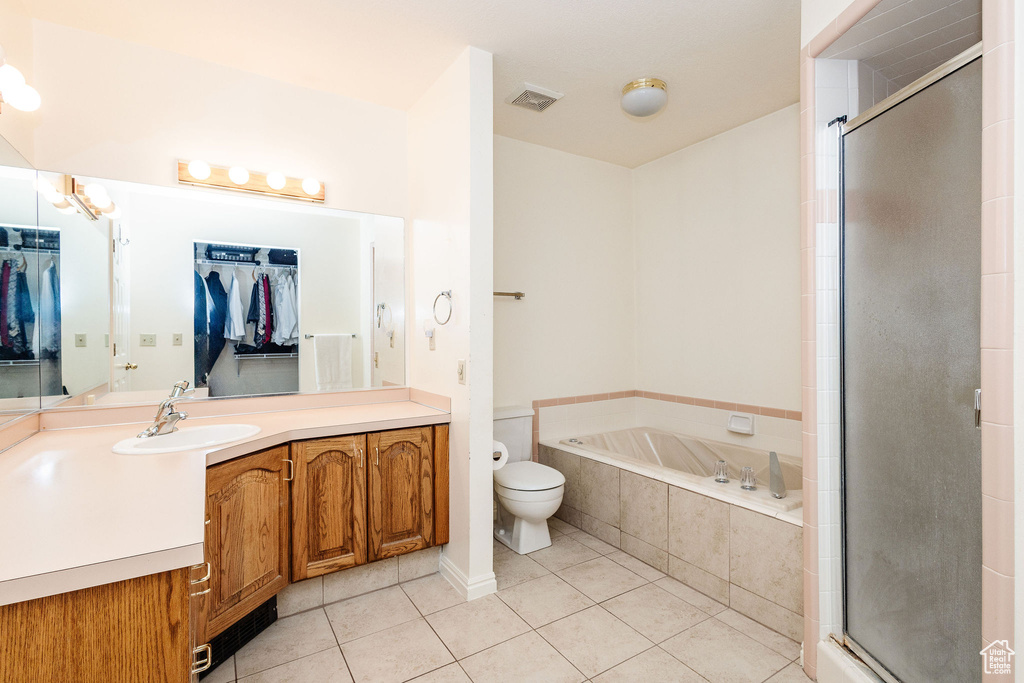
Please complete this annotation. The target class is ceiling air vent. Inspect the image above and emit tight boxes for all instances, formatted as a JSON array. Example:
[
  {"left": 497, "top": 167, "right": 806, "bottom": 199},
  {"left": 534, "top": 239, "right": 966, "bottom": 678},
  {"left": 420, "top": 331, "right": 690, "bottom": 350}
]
[{"left": 506, "top": 83, "right": 564, "bottom": 112}]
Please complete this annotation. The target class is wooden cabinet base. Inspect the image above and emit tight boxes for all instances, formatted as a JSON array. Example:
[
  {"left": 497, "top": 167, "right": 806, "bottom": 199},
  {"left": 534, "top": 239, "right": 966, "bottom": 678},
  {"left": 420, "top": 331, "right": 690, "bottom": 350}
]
[{"left": 0, "top": 569, "right": 191, "bottom": 683}]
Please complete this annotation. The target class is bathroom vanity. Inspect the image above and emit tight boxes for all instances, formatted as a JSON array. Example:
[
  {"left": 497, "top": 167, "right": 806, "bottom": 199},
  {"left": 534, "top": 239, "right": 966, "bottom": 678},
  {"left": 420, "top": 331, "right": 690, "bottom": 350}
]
[{"left": 0, "top": 390, "right": 451, "bottom": 682}]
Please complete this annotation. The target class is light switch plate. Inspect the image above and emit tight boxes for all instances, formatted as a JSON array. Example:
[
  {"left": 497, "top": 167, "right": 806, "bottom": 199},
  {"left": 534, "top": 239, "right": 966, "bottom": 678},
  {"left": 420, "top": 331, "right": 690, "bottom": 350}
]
[
  {"left": 457, "top": 359, "right": 466, "bottom": 384},
  {"left": 74, "top": 334, "right": 87, "bottom": 348},
  {"left": 172, "top": 333, "right": 183, "bottom": 346},
  {"left": 140, "top": 333, "right": 157, "bottom": 347}
]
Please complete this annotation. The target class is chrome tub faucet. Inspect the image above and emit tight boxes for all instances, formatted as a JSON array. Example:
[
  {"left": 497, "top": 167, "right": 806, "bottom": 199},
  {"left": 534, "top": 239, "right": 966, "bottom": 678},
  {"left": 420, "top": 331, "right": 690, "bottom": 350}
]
[{"left": 769, "top": 451, "right": 787, "bottom": 499}]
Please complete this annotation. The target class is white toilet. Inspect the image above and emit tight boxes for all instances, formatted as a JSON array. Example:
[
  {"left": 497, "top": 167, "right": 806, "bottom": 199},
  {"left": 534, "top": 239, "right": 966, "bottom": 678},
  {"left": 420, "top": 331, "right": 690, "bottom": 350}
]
[{"left": 493, "top": 406, "right": 565, "bottom": 554}]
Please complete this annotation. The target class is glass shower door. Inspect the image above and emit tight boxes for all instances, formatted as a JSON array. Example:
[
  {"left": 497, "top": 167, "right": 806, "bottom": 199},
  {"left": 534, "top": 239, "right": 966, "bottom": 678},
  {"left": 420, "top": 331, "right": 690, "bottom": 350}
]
[{"left": 841, "top": 56, "right": 982, "bottom": 682}]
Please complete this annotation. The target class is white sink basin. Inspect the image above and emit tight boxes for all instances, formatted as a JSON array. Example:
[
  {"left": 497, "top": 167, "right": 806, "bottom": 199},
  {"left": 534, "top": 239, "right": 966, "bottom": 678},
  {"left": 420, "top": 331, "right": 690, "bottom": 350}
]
[{"left": 113, "top": 424, "right": 261, "bottom": 454}]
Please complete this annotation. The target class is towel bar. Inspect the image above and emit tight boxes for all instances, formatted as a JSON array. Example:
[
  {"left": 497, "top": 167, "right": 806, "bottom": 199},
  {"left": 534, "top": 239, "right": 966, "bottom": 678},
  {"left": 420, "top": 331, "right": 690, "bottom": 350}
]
[{"left": 304, "top": 334, "right": 356, "bottom": 339}]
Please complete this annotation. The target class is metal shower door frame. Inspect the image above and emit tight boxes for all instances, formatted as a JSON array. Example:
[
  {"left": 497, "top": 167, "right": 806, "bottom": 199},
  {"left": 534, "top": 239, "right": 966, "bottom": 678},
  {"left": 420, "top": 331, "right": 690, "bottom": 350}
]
[{"left": 837, "top": 44, "right": 983, "bottom": 683}]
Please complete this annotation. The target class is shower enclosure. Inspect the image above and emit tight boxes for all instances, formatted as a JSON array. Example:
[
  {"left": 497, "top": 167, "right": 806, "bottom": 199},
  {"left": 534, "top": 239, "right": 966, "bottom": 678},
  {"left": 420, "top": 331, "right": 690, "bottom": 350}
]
[{"left": 840, "top": 50, "right": 982, "bottom": 682}]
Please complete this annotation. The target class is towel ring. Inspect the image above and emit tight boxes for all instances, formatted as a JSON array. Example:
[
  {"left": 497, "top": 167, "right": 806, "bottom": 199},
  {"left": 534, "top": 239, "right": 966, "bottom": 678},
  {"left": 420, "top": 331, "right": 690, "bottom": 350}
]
[{"left": 433, "top": 290, "right": 452, "bottom": 326}]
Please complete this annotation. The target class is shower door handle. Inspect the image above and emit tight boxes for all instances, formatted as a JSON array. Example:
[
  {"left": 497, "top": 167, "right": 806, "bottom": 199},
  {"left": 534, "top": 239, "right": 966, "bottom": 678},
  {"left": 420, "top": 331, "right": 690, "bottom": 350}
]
[{"left": 974, "top": 389, "right": 981, "bottom": 429}]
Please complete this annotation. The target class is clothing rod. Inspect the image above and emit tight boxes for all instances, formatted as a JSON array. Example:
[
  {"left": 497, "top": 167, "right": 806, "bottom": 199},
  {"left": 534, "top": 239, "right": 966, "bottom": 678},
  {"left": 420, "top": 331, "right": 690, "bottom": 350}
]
[
  {"left": 0, "top": 246, "right": 60, "bottom": 254},
  {"left": 194, "top": 259, "right": 296, "bottom": 269},
  {"left": 304, "top": 334, "right": 356, "bottom": 338},
  {"left": 494, "top": 291, "right": 526, "bottom": 300}
]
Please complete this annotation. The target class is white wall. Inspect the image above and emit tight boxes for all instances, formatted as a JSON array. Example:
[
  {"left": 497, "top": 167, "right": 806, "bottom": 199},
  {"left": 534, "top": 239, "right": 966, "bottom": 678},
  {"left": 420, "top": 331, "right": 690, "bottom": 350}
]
[
  {"left": 0, "top": 0, "right": 36, "bottom": 162},
  {"left": 408, "top": 47, "right": 495, "bottom": 598},
  {"left": 121, "top": 186, "right": 365, "bottom": 395},
  {"left": 27, "top": 20, "right": 408, "bottom": 220},
  {"left": 1014, "top": 5, "right": 1024, "bottom": 678},
  {"left": 493, "top": 136, "right": 634, "bottom": 408},
  {"left": 633, "top": 105, "right": 801, "bottom": 410}
]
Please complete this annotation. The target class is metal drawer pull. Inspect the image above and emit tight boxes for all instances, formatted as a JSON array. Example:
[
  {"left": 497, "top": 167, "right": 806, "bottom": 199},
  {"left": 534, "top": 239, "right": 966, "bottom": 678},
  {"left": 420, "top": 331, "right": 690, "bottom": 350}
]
[
  {"left": 190, "top": 562, "right": 211, "bottom": 585},
  {"left": 192, "top": 644, "right": 212, "bottom": 674},
  {"left": 375, "top": 446, "right": 379, "bottom": 466},
  {"left": 191, "top": 585, "right": 211, "bottom": 597},
  {"left": 284, "top": 459, "right": 294, "bottom": 481},
  {"left": 357, "top": 448, "right": 363, "bottom": 468}
]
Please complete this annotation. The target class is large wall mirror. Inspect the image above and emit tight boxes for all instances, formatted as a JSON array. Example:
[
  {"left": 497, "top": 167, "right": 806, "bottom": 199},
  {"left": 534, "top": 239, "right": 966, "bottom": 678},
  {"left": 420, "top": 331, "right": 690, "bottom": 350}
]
[
  {"left": 0, "top": 136, "right": 42, "bottom": 424},
  {"left": 2, "top": 156, "right": 405, "bottom": 411}
]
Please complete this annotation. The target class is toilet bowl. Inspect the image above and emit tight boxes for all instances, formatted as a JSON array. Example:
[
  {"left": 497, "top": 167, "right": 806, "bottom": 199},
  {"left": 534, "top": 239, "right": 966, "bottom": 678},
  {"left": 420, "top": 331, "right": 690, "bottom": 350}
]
[{"left": 494, "top": 460, "right": 565, "bottom": 554}]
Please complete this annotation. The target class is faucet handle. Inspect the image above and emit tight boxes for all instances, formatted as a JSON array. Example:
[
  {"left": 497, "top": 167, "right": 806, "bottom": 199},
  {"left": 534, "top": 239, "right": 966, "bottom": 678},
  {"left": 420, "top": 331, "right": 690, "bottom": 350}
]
[{"left": 171, "top": 380, "right": 195, "bottom": 398}]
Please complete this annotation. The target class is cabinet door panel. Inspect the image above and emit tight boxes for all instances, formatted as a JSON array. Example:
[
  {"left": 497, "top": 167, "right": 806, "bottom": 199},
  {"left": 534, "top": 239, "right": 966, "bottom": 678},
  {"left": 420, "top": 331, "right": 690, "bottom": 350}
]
[
  {"left": 292, "top": 436, "right": 367, "bottom": 580},
  {"left": 198, "top": 446, "right": 290, "bottom": 643},
  {"left": 368, "top": 427, "right": 434, "bottom": 561}
]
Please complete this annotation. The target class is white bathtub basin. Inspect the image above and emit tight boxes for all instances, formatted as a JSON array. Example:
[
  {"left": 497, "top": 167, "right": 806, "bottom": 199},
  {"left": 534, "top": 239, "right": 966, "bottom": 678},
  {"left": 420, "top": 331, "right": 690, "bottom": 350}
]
[{"left": 113, "top": 424, "right": 261, "bottom": 454}]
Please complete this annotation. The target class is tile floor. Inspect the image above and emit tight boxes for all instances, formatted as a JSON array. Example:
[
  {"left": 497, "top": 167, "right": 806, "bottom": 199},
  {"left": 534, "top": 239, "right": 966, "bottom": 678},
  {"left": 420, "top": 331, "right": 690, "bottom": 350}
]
[{"left": 205, "top": 518, "right": 810, "bottom": 683}]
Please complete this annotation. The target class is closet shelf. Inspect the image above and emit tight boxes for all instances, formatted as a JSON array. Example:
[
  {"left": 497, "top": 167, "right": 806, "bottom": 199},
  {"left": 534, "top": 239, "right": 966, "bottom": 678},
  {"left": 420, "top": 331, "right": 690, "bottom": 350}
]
[
  {"left": 233, "top": 353, "right": 298, "bottom": 360},
  {"left": 0, "top": 359, "right": 40, "bottom": 367}
]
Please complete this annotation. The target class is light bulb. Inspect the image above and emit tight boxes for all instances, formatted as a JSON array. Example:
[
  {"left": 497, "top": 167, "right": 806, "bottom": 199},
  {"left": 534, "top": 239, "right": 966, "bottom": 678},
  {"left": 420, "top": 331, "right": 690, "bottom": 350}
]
[
  {"left": 57, "top": 205, "right": 77, "bottom": 215},
  {"left": 91, "top": 194, "right": 112, "bottom": 210},
  {"left": 52, "top": 199, "right": 72, "bottom": 210},
  {"left": 0, "top": 64, "right": 25, "bottom": 94},
  {"left": 83, "top": 183, "right": 107, "bottom": 201},
  {"left": 621, "top": 78, "right": 668, "bottom": 118},
  {"left": 4, "top": 84, "right": 40, "bottom": 112},
  {"left": 301, "top": 178, "right": 321, "bottom": 196},
  {"left": 188, "top": 160, "right": 211, "bottom": 181},
  {"left": 266, "top": 172, "right": 286, "bottom": 190},
  {"left": 228, "top": 166, "right": 249, "bottom": 185},
  {"left": 35, "top": 177, "right": 63, "bottom": 204},
  {"left": 105, "top": 205, "right": 122, "bottom": 219},
  {"left": 0, "top": 44, "right": 7, "bottom": 68}
]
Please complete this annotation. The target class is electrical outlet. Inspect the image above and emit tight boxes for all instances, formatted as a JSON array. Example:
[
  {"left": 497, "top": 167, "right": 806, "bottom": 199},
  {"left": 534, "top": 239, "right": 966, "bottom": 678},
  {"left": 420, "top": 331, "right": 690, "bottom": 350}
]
[
  {"left": 140, "top": 333, "right": 157, "bottom": 347},
  {"left": 172, "top": 333, "right": 183, "bottom": 346},
  {"left": 457, "top": 359, "right": 466, "bottom": 385},
  {"left": 74, "top": 334, "right": 87, "bottom": 348}
]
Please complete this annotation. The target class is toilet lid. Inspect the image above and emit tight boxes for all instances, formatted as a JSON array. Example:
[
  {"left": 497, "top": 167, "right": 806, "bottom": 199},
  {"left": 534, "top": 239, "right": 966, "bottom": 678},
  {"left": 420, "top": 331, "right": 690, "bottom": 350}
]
[{"left": 494, "top": 461, "right": 565, "bottom": 491}]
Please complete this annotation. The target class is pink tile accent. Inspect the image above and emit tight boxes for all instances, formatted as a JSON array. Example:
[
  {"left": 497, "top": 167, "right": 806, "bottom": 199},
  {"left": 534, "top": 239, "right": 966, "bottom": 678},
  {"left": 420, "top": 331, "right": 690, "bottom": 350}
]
[
  {"left": 735, "top": 403, "right": 761, "bottom": 415},
  {"left": 693, "top": 398, "right": 715, "bottom": 409},
  {"left": 712, "top": 401, "right": 737, "bottom": 411},
  {"left": 982, "top": 567, "right": 1015, "bottom": 644},
  {"left": 982, "top": 120, "right": 1014, "bottom": 203},
  {"left": 980, "top": 274, "right": 1013, "bottom": 349},
  {"left": 674, "top": 395, "right": 695, "bottom": 405},
  {"left": 784, "top": 410, "right": 802, "bottom": 422},
  {"left": 556, "top": 397, "right": 575, "bottom": 406},
  {"left": 982, "top": 198, "right": 1014, "bottom": 275},
  {"left": 982, "top": 43, "right": 1014, "bottom": 128},
  {"left": 982, "top": 494, "right": 1015, "bottom": 576},
  {"left": 980, "top": 349, "right": 1013, "bottom": 426},
  {"left": 760, "top": 407, "right": 786, "bottom": 419},
  {"left": 536, "top": 398, "right": 558, "bottom": 408},
  {"left": 983, "top": 0, "right": 1014, "bottom": 49},
  {"left": 981, "top": 423, "right": 1014, "bottom": 501},
  {"left": 808, "top": 22, "right": 840, "bottom": 58}
]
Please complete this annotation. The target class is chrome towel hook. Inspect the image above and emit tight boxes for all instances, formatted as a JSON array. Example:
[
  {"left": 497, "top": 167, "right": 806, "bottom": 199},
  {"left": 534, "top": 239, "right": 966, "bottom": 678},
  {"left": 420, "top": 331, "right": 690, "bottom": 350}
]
[{"left": 433, "top": 290, "right": 453, "bottom": 325}]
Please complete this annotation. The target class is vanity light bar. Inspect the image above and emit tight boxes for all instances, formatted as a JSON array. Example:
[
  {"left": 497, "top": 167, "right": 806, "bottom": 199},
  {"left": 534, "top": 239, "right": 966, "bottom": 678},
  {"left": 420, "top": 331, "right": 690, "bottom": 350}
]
[{"left": 176, "top": 160, "right": 325, "bottom": 203}]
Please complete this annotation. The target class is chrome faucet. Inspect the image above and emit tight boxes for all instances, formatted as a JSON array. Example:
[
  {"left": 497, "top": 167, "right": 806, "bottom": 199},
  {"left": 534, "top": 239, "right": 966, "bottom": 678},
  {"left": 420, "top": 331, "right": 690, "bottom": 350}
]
[
  {"left": 769, "top": 451, "right": 787, "bottom": 499},
  {"left": 138, "top": 380, "right": 194, "bottom": 438}
]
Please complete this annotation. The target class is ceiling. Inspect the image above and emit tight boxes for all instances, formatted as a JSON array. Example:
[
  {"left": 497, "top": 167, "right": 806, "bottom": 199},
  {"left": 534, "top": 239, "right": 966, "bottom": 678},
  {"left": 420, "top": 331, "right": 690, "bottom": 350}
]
[
  {"left": 22, "top": 0, "right": 800, "bottom": 168},
  {"left": 821, "top": 0, "right": 980, "bottom": 90}
]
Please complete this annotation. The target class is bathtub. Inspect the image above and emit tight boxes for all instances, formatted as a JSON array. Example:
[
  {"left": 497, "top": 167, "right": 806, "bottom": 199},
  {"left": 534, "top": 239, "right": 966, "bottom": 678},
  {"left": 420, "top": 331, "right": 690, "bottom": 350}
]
[
  {"left": 538, "top": 425, "right": 805, "bottom": 640},
  {"left": 553, "top": 426, "right": 802, "bottom": 518}
]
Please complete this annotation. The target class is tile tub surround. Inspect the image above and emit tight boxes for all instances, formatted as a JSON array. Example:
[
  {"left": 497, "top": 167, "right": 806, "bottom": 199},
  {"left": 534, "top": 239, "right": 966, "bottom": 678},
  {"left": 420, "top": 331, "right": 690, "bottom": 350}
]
[
  {"left": 204, "top": 523, "right": 809, "bottom": 683},
  {"left": 540, "top": 444, "right": 804, "bottom": 642},
  {"left": 532, "top": 393, "right": 802, "bottom": 460}
]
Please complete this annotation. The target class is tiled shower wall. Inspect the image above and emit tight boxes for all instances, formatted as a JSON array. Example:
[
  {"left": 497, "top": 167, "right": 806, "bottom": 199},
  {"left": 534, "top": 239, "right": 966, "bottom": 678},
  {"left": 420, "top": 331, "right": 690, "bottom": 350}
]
[{"left": 531, "top": 394, "right": 803, "bottom": 459}]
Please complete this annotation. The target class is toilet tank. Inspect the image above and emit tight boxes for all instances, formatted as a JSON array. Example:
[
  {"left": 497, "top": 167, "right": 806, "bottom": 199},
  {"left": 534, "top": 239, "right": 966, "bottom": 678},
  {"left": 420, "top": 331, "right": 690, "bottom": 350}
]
[{"left": 493, "top": 406, "right": 535, "bottom": 463}]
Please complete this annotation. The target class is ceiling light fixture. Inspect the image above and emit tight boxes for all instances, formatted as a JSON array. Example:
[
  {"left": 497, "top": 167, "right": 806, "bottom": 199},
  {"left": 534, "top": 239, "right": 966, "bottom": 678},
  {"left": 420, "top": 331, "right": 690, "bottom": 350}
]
[
  {"left": 0, "top": 45, "right": 42, "bottom": 113},
  {"left": 621, "top": 77, "right": 667, "bottom": 118},
  {"left": 176, "top": 160, "right": 326, "bottom": 203}
]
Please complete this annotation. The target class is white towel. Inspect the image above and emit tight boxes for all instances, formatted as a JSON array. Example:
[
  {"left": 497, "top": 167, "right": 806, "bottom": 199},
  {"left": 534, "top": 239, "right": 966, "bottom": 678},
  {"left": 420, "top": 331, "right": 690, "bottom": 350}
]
[{"left": 313, "top": 334, "right": 352, "bottom": 391}]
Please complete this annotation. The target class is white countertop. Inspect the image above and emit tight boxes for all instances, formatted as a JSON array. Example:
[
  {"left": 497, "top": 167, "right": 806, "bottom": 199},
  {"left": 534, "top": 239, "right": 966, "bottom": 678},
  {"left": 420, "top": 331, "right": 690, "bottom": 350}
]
[{"left": 0, "top": 400, "right": 449, "bottom": 606}]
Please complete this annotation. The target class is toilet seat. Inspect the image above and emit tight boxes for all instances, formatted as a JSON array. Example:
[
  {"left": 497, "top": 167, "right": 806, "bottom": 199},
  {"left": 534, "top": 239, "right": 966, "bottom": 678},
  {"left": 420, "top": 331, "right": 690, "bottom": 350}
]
[{"left": 493, "top": 461, "right": 565, "bottom": 491}]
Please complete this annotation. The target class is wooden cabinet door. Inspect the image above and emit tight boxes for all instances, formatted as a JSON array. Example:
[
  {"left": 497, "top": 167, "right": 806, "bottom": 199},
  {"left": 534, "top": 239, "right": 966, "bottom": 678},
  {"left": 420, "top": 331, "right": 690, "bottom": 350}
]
[
  {"left": 197, "top": 446, "right": 291, "bottom": 643},
  {"left": 291, "top": 436, "right": 367, "bottom": 581},
  {"left": 367, "top": 427, "right": 434, "bottom": 561}
]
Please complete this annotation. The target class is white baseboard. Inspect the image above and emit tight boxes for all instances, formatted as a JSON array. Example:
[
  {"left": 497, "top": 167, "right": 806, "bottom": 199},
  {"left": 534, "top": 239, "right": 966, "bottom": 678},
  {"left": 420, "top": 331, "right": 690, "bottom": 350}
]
[{"left": 439, "top": 553, "right": 497, "bottom": 601}]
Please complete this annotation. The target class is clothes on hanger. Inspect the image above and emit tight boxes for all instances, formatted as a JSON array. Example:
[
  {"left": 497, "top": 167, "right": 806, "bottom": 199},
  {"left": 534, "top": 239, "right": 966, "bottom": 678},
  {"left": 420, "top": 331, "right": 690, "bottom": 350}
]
[
  {"left": 224, "top": 271, "right": 246, "bottom": 342},
  {"left": 204, "top": 270, "right": 228, "bottom": 370},
  {"left": 39, "top": 259, "right": 60, "bottom": 358},
  {"left": 193, "top": 270, "right": 209, "bottom": 387},
  {"left": 271, "top": 271, "right": 299, "bottom": 345}
]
